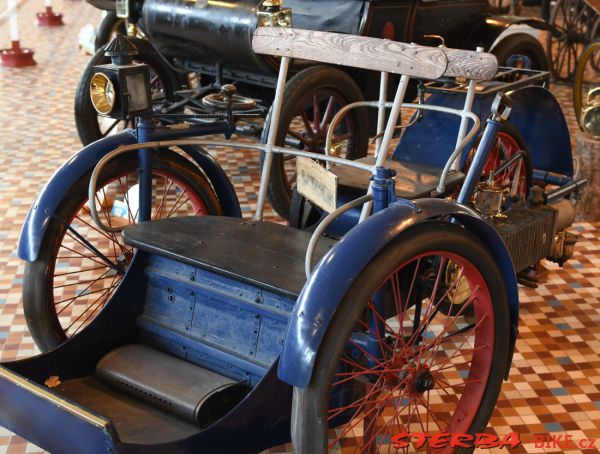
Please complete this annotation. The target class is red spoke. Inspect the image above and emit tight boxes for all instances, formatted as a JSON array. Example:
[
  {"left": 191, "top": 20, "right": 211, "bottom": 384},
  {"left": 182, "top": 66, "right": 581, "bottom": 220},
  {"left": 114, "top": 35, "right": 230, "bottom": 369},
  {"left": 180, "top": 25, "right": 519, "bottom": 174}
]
[
  {"left": 55, "top": 269, "right": 114, "bottom": 310},
  {"left": 54, "top": 265, "right": 108, "bottom": 277},
  {"left": 58, "top": 245, "right": 113, "bottom": 268},
  {"left": 167, "top": 193, "right": 192, "bottom": 218},
  {"left": 298, "top": 109, "right": 314, "bottom": 136},
  {"left": 74, "top": 215, "right": 117, "bottom": 243},
  {"left": 419, "top": 285, "right": 481, "bottom": 365},
  {"left": 312, "top": 93, "right": 321, "bottom": 132},
  {"left": 287, "top": 129, "right": 311, "bottom": 146},
  {"left": 78, "top": 271, "right": 120, "bottom": 329},
  {"left": 348, "top": 338, "right": 387, "bottom": 371},
  {"left": 328, "top": 383, "right": 402, "bottom": 449},
  {"left": 429, "top": 344, "right": 487, "bottom": 372},
  {"left": 153, "top": 178, "right": 173, "bottom": 220},
  {"left": 319, "top": 96, "right": 336, "bottom": 131},
  {"left": 165, "top": 189, "right": 188, "bottom": 218},
  {"left": 332, "top": 132, "right": 352, "bottom": 145},
  {"left": 332, "top": 364, "right": 407, "bottom": 387},
  {"left": 115, "top": 177, "right": 136, "bottom": 225},
  {"left": 64, "top": 280, "right": 118, "bottom": 333},
  {"left": 327, "top": 376, "right": 387, "bottom": 444},
  {"left": 416, "top": 394, "right": 451, "bottom": 430},
  {"left": 53, "top": 274, "right": 116, "bottom": 289}
]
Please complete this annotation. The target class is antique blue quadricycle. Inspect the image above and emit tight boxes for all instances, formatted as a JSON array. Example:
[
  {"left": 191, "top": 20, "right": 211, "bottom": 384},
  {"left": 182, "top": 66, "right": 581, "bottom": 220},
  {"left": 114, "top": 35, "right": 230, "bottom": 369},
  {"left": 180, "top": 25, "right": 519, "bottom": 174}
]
[{"left": 0, "top": 24, "right": 585, "bottom": 453}]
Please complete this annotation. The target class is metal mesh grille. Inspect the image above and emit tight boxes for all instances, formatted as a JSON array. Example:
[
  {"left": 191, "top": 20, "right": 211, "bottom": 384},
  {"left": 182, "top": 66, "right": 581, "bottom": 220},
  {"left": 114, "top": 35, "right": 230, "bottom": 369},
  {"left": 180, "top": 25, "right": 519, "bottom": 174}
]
[{"left": 494, "top": 207, "right": 556, "bottom": 272}]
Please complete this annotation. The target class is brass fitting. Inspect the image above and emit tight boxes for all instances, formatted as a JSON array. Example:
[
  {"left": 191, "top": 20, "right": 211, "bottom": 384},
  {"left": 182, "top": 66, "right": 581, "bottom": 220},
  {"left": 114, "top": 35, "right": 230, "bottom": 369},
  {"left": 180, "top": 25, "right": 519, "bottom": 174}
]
[{"left": 262, "top": 0, "right": 283, "bottom": 6}]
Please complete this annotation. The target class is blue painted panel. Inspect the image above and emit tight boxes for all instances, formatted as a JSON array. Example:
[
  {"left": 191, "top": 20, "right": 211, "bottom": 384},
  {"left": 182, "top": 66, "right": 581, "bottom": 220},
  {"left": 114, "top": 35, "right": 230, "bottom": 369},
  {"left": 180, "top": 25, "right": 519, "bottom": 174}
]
[
  {"left": 138, "top": 255, "right": 294, "bottom": 384},
  {"left": 508, "top": 86, "right": 573, "bottom": 177},
  {"left": 392, "top": 92, "right": 491, "bottom": 168},
  {"left": 0, "top": 368, "right": 117, "bottom": 454},
  {"left": 393, "top": 86, "right": 573, "bottom": 177},
  {"left": 191, "top": 288, "right": 262, "bottom": 360}
]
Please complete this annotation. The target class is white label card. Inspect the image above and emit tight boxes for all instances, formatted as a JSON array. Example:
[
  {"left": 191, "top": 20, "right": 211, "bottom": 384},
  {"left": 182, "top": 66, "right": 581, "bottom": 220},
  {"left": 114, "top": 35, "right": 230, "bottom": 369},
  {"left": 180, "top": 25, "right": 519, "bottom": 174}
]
[{"left": 296, "top": 157, "right": 338, "bottom": 213}]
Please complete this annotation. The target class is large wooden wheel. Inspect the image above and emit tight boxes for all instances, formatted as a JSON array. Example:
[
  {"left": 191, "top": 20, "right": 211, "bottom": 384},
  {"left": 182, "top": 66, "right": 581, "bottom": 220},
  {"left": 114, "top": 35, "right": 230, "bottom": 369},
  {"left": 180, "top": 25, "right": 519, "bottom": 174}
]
[{"left": 547, "top": 0, "right": 600, "bottom": 81}]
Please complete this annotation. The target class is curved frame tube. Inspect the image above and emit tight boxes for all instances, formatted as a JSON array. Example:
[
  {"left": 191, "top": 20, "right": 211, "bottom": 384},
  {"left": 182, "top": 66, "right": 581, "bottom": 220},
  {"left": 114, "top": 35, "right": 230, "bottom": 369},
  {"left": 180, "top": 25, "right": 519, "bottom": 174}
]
[
  {"left": 304, "top": 193, "right": 373, "bottom": 279},
  {"left": 87, "top": 139, "right": 375, "bottom": 231}
]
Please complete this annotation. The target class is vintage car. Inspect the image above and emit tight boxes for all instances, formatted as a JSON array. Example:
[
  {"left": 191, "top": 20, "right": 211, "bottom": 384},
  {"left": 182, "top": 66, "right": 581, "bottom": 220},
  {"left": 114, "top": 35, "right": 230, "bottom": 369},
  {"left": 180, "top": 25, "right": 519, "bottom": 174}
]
[
  {"left": 78, "top": 0, "right": 551, "bottom": 218},
  {"left": 3, "top": 27, "right": 584, "bottom": 452}
]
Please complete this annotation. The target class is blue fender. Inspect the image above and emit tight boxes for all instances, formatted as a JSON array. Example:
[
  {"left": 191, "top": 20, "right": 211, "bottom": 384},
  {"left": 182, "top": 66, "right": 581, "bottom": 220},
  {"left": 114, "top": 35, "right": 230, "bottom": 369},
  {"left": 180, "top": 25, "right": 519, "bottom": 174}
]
[
  {"left": 277, "top": 198, "right": 519, "bottom": 388},
  {"left": 18, "top": 131, "right": 241, "bottom": 262},
  {"left": 394, "top": 85, "right": 573, "bottom": 177}
]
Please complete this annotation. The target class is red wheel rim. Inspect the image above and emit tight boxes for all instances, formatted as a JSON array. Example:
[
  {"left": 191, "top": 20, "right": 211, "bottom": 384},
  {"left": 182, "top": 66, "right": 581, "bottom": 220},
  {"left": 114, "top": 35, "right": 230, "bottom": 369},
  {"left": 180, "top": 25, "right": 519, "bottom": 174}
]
[
  {"left": 326, "top": 251, "right": 495, "bottom": 453},
  {"left": 481, "top": 132, "right": 527, "bottom": 198},
  {"left": 49, "top": 168, "right": 208, "bottom": 339},
  {"left": 462, "top": 131, "right": 527, "bottom": 202},
  {"left": 282, "top": 89, "right": 356, "bottom": 194}
]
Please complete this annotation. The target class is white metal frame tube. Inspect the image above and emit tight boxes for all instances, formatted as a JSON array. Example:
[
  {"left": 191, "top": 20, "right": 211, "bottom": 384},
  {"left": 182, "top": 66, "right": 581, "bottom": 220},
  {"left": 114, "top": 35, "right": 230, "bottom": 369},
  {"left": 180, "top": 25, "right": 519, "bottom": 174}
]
[
  {"left": 254, "top": 56, "right": 291, "bottom": 221},
  {"left": 359, "top": 74, "right": 410, "bottom": 221}
]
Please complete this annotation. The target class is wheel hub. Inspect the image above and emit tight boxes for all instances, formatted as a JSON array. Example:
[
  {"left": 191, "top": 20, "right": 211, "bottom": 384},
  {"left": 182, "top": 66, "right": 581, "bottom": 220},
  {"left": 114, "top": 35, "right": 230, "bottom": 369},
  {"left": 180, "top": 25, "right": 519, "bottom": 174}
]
[{"left": 413, "top": 368, "right": 435, "bottom": 394}]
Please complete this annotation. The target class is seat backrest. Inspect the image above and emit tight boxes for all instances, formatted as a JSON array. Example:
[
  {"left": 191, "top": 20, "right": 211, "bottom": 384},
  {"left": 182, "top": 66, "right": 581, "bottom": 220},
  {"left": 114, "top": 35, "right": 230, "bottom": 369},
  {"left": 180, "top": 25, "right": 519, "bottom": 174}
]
[{"left": 252, "top": 27, "right": 498, "bottom": 81}]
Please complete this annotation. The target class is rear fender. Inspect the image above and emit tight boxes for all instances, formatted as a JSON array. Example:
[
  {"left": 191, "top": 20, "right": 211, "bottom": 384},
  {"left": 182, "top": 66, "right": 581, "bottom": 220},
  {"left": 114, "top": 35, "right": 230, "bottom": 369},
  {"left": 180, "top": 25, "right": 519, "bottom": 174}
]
[
  {"left": 394, "top": 85, "right": 573, "bottom": 177},
  {"left": 278, "top": 198, "right": 519, "bottom": 388},
  {"left": 477, "top": 16, "right": 557, "bottom": 50},
  {"left": 18, "top": 132, "right": 241, "bottom": 262}
]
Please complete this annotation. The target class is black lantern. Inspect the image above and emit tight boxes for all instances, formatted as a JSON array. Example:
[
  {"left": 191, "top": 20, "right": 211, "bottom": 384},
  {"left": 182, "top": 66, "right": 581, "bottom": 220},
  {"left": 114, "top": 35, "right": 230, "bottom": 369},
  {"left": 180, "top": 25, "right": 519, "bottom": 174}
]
[{"left": 89, "top": 35, "right": 152, "bottom": 120}]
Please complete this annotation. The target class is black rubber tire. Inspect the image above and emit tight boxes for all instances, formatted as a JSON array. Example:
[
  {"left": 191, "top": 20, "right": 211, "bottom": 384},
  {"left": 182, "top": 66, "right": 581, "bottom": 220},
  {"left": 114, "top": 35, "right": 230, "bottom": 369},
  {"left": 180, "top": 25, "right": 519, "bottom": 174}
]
[
  {"left": 292, "top": 221, "right": 510, "bottom": 453},
  {"left": 94, "top": 12, "right": 126, "bottom": 52},
  {"left": 75, "top": 38, "right": 181, "bottom": 146},
  {"left": 493, "top": 33, "right": 549, "bottom": 79},
  {"left": 261, "top": 65, "right": 369, "bottom": 219},
  {"left": 23, "top": 150, "right": 221, "bottom": 351}
]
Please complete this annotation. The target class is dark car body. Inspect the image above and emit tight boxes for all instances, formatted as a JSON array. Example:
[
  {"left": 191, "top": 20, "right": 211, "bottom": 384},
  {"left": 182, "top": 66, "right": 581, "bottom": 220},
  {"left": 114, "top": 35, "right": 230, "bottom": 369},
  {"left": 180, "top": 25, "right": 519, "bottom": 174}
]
[{"left": 87, "top": 0, "right": 549, "bottom": 97}]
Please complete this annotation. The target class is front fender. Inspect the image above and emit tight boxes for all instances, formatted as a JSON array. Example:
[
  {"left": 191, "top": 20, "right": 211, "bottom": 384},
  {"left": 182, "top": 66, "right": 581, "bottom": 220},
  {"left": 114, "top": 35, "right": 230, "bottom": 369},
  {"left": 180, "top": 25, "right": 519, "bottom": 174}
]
[
  {"left": 278, "top": 198, "right": 519, "bottom": 388},
  {"left": 18, "top": 132, "right": 241, "bottom": 262}
]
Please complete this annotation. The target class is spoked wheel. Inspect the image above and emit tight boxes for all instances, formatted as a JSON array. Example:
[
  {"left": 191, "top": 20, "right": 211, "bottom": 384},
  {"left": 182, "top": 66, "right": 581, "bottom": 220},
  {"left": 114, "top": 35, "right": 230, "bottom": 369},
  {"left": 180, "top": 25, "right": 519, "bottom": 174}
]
[
  {"left": 492, "top": 34, "right": 549, "bottom": 84},
  {"left": 75, "top": 39, "right": 181, "bottom": 146},
  {"left": 574, "top": 39, "right": 600, "bottom": 129},
  {"left": 464, "top": 124, "right": 533, "bottom": 203},
  {"left": 261, "top": 65, "right": 369, "bottom": 219},
  {"left": 94, "top": 12, "right": 127, "bottom": 52},
  {"left": 293, "top": 221, "right": 509, "bottom": 453},
  {"left": 547, "top": 0, "right": 599, "bottom": 80},
  {"left": 23, "top": 150, "right": 221, "bottom": 351}
]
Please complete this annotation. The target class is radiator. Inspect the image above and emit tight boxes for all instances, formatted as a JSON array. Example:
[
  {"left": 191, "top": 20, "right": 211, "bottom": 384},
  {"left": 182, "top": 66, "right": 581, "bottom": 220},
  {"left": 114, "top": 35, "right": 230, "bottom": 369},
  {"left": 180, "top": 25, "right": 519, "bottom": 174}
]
[{"left": 493, "top": 206, "right": 557, "bottom": 273}]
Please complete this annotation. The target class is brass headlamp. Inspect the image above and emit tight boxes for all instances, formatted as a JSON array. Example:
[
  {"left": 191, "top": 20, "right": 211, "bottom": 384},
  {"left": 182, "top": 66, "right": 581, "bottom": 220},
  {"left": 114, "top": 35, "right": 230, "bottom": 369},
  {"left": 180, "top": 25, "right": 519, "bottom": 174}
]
[
  {"left": 89, "top": 35, "right": 152, "bottom": 120},
  {"left": 258, "top": 0, "right": 292, "bottom": 28},
  {"left": 582, "top": 87, "right": 600, "bottom": 139}
]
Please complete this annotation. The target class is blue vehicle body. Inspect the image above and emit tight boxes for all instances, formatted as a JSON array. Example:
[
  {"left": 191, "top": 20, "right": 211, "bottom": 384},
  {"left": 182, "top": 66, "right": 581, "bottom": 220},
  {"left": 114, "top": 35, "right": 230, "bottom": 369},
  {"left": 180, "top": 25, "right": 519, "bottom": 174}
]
[
  {"left": 17, "top": 127, "right": 242, "bottom": 263},
  {"left": 0, "top": 252, "right": 293, "bottom": 453},
  {"left": 395, "top": 85, "right": 573, "bottom": 177}
]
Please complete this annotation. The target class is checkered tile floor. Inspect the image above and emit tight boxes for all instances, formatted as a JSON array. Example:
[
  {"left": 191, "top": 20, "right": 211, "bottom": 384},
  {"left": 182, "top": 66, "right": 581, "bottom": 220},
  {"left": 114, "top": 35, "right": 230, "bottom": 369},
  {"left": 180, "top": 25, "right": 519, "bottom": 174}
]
[{"left": 0, "top": 2, "right": 599, "bottom": 453}]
